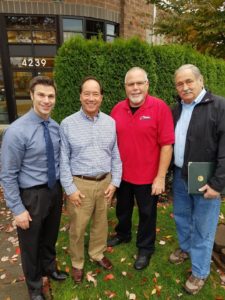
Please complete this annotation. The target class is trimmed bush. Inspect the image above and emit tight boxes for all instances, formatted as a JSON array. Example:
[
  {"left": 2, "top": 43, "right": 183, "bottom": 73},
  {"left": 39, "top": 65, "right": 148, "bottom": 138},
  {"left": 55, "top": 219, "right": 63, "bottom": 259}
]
[{"left": 53, "top": 36, "right": 225, "bottom": 122}]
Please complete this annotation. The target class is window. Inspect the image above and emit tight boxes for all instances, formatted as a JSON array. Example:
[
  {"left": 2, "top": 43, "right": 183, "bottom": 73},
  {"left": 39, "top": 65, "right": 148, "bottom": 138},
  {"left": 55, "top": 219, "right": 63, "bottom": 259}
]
[
  {"left": 6, "top": 16, "right": 57, "bottom": 44},
  {"left": 0, "top": 60, "right": 8, "bottom": 123},
  {"left": 62, "top": 17, "right": 119, "bottom": 42}
]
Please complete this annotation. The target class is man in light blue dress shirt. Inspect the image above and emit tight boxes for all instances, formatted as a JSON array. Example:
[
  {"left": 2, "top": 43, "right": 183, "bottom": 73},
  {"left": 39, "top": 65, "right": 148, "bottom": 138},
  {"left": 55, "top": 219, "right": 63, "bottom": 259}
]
[
  {"left": 170, "top": 64, "right": 225, "bottom": 295},
  {"left": 60, "top": 76, "right": 122, "bottom": 284},
  {"left": 1, "top": 76, "right": 67, "bottom": 300}
]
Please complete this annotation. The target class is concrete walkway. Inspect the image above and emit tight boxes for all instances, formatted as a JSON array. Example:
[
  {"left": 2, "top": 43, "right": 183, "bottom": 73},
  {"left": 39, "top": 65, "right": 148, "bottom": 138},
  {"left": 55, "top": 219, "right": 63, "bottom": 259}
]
[{"left": 0, "top": 187, "right": 29, "bottom": 300}]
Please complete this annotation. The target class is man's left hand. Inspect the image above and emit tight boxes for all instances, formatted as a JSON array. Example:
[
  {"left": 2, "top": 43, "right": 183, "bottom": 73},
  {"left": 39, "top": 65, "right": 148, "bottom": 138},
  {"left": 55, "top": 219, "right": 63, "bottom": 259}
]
[
  {"left": 104, "top": 184, "right": 117, "bottom": 202},
  {"left": 151, "top": 176, "right": 165, "bottom": 195},
  {"left": 198, "top": 184, "right": 220, "bottom": 199}
]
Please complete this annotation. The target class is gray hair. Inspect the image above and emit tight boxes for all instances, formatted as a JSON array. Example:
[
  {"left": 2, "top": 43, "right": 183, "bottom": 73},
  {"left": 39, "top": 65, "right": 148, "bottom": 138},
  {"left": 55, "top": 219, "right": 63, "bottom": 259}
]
[
  {"left": 175, "top": 64, "right": 203, "bottom": 80},
  {"left": 125, "top": 67, "right": 148, "bottom": 84}
]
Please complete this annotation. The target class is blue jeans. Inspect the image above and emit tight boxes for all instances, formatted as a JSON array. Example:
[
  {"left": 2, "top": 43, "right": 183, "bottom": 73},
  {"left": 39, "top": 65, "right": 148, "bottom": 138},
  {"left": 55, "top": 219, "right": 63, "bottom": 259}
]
[{"left": 173, "top": 167, "right": 221, "bottom": 279}]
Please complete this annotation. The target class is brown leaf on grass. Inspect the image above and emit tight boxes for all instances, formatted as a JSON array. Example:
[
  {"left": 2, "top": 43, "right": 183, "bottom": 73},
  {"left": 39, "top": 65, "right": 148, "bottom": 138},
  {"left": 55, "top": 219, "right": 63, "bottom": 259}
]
[
  {"left": 140, "top": 277, "right": 148, "bottom": 285},
  {"left": 86, "top": 271, "right": 97, "bottom": 287},
  {"left": 104, "top": 290, "right": 116, "bottom": 298},
  {"left": 215, "top": 296, "right": 224, "bottom": 300},
  {"left": 65, "top": 266, "right": 70, "bottom": 273},
  {"left": 93, "top": 268, "right": 102, "bottom": 274},
  {"left": 122, "top": 271, "right": 127, "bottom": 276},
  {"left": 170, "top": 213, "right": 174, "bottom": 218},
  {"left": 120, "top": 257, "right": 126, "bottom": 262},
  {"left": 104, "top": 273, "right": 115, "bottom": 281},
  {"left": 175, "top": 278, "right": 181, "bottom": 284},
  {"left": 155, "top": 285, "right": 162, "bottom": 296},
  {"left": 106, "top": 246, "right": 114, "bottom": 253},
  {"left": 153, "top": 277, "right": 157, "bottom": 283},
  {"left": 156, "top": 227, "right": 160, "bottom": 233}
]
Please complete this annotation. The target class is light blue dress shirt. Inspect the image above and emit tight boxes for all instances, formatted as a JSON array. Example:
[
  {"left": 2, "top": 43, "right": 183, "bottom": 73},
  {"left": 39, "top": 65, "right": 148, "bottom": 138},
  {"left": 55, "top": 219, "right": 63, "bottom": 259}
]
[
  {"left": 174, "top": 89, "right": 206, "bottom": 167},
  {"left": 60, "top": 109, "right": 122, "bottom": 195},
  {"left": 0, "top": 109, "right": 60, "bottom": 215}
]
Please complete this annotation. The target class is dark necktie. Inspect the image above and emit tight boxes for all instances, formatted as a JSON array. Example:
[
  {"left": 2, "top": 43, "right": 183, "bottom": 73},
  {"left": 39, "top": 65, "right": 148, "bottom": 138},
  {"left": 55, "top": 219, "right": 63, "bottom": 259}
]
[{"left": 42, "top": 121, "right": 56, "bottom": 189}]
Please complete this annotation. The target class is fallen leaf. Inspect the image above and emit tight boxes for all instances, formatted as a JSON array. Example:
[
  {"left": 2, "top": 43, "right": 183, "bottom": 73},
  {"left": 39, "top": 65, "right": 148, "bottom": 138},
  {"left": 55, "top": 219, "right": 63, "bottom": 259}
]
[
  {"left": 65, "top": 266, "right": 70, "bottom": 273},
  {"left": 170, "top": 213, "right": 174, "bottom": 218},
  {"left": 104, "top": 273, "right": 114, "bottom": 281},
  {"left": 5, "top": 224, "right": 14, "bottom": 233},
  {"left": 151, "top": 288, "right": 156, "bottom": 295},
  {"left": 159, "top": 240, "right": 166, "bottom": 245},
  {"left": 104, "top": 290, "right": 116, "bottom": 298},
  {"left": 219, "top": 213, "right": 224, "bottom": 220},
  {"left": 215, "top": 296, "right": 224, "bottom": 300},
  {"left": 175, "top": 278, "right": 181, "bottom": 284},
  {"left": 155, "top": 272, "right": 160, "bottom": 278},
  {"left": 120, "top": 257, "right": 126, "bottom": 262},
  {"left": 156, "top": 227, "right": 160, "bottom": 233},
  {"left": 129, "top": 293, "right": 136, "bottom": 300},
  {"left": 1, "top": 256, "right": 9, "bottom": 262},
  {"left": 86, "top": 271, "right": 97, "bottom": 287},
  {"left": 153, "top": 277, "right": 157, "bottom": 283},
  {"left": 0, "top": 274, "right": 6, "bottom": 279},
  {"left": 122, "top": 271, "right": 127, "bottom": 276},
  {"left": 106, "top": 247, "right": 114, "bottom": 253},
  {"left": 15, "top": 247, "right": 20, "bottom": 255}
]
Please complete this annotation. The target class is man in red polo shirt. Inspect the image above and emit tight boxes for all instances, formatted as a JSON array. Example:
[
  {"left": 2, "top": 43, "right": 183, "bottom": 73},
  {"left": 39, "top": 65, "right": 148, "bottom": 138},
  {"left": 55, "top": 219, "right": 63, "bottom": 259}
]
[{"left": 108, "top": 67, "right": 174, "bottom": 270}]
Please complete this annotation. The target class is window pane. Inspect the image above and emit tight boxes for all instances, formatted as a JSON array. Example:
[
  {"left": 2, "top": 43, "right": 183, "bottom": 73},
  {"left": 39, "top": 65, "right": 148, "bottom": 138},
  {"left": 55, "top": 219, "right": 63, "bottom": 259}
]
[
  {"left": 86, "top": 20, "right": 104, "bottom": 34},
  {"left": 63, "top": 18, "right": 83, "bottom": 32},
  {"left": 63, "top": 32, "right": 83, "bottom": 41},
  {"left": 6, "top": 16, "right": 30, "bottom": 30},
  {"left": 106, "top": 35, "right": 115, "bottom": 42},
  {"left": 106, "top": 24, "right": 116, "bottom": 36},
  {"left": 86, "top": 32, "right": 98, "bottom": 40},
  {"left": 13, "top": 72, "right": 33, "bottom": 117},
  {"left": 33, "top": 31, "right": 56, "bottom": 44},
  {"left": 0, "top": 60, "right": 8, "bottom": 123},
  {"left": 31, "top": 16, "right": 56, "bottom": 30},
  {"left": 7, "top": 31, "right": 32, "bottom": 43}
]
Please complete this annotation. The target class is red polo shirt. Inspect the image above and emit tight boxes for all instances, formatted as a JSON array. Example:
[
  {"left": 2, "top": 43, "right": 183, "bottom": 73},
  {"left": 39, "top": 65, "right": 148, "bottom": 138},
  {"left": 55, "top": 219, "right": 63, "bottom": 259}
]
[{"left": 111, "top": 95, "right": 174, "bottom": 184}]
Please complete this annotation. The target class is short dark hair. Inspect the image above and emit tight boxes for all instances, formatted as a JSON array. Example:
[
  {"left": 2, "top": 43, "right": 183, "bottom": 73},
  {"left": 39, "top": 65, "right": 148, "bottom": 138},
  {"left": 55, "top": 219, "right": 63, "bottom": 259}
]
[
  {"left": 29, "top": 76, "right": 56, "bottom": 93},
  {"left": 79, "top": 76, "right": 103, "bottom": 94}
]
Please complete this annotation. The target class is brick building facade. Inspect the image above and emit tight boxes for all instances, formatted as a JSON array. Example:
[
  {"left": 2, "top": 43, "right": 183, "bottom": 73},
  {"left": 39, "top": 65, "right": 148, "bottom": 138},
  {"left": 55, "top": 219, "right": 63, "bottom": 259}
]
[{"left": 0, "top": 0, "right": 154, "bottom": 123}]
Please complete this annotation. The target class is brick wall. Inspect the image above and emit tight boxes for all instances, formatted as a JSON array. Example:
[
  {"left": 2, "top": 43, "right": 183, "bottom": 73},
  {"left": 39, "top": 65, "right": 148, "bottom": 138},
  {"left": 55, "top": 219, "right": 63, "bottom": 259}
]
[{"left": 0, "top": 0, "right": 154, "bottom": 40}]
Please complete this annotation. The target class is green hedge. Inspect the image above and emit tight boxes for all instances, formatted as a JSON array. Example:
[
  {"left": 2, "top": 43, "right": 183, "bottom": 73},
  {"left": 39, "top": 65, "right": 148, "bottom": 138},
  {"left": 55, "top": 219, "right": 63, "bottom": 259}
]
[{"left": 53, "top": 36, "right": 225, "bottom": 122}]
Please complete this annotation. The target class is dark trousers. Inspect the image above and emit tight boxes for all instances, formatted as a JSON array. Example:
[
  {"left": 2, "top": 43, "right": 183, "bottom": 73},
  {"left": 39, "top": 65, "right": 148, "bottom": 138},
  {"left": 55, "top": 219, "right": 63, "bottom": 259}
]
[
  {"left": 17, "top": 182, "right": 63, "bottom": 294},
  {"left": 115, "top": 180, "right": 158, "bottom": 255}
]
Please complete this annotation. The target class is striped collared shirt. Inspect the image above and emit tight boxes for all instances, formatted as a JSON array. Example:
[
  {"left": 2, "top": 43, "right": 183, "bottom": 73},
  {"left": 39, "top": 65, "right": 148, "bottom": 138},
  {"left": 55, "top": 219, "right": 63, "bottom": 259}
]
[{"left": 60, "top": 109, "right": 122, "bottom": 195}]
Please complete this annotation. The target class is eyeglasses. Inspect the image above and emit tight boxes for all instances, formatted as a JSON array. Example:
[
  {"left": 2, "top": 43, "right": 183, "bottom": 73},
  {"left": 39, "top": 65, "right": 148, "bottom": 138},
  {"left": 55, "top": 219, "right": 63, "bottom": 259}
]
[{"left": 125, "top": 80, "right": 147, "bottom": 88}]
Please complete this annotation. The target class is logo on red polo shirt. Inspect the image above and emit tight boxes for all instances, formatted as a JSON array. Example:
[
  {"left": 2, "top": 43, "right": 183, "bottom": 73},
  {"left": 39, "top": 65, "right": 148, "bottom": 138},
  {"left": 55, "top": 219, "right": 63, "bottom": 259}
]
[{"left": 140, "top": 115, "right": 151, "bottom": 120}]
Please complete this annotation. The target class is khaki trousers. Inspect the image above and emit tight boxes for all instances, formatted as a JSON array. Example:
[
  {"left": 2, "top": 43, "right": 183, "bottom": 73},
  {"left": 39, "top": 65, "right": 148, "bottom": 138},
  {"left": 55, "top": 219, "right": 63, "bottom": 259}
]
[{"left": 67, "top": 174, "right": 111, "bottom": 269}]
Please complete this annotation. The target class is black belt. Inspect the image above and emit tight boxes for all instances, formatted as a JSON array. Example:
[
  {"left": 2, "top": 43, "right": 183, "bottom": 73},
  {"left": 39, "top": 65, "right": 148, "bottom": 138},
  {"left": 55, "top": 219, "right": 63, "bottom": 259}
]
[{"left": 75, "top": 173, "right": 108, "bottom": 181}]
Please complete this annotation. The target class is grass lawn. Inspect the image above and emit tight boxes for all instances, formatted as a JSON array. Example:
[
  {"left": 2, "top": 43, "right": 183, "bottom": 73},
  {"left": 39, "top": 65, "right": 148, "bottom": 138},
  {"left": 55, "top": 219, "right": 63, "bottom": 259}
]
[{"left": 52, "top": 200, "right": 225, "bottom": 300}]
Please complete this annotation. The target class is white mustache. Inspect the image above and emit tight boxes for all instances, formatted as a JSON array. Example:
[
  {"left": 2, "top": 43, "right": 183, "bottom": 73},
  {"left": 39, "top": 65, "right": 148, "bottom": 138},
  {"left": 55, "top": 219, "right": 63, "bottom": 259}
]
[{"left": 183, "top": 89, "right": 192, "bottom": 94}]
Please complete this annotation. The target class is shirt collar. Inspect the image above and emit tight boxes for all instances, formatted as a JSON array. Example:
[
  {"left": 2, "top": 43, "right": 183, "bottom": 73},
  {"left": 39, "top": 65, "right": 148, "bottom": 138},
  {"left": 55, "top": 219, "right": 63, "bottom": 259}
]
[
  {"left": 29, "top": 108, "right": 51, "bottom": 123},
  {"left": 181, "top": 88, "right": 206, "bottom": 106},
  {"left": 80, "top": 107, "right": 100, "bottom": 122}
]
